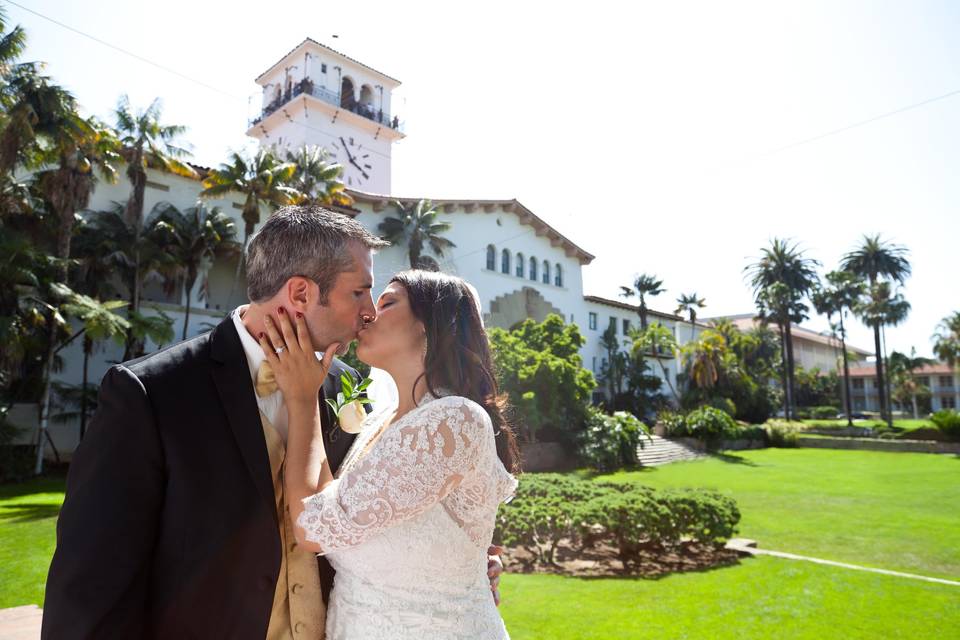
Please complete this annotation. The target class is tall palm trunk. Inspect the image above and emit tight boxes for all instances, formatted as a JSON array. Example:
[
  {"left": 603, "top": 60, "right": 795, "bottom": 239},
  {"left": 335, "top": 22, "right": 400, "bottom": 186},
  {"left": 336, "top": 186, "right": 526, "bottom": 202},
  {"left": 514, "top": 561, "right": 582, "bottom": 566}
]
[
  {"left": 839, "top": 313, "right": 853, "bottom": 427},
  {"left": 777, "top": 322, "right": 790, "bottom": 419},
  {"left": 784, "top": 321, "right": 797, "bottom": 420},
  {"left": 882, "top": 325, "right": 894, "bottom": 428},
  {"left": 871, "top": 322, "right": 886, "bottom": 422}
]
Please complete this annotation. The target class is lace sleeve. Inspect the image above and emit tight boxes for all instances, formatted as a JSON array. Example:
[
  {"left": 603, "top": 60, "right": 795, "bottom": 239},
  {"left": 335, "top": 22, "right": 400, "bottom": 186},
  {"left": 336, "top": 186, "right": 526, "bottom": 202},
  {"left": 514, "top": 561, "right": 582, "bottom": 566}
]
[{"left": 296, "top": 395, "right": 490, "bottom": 554}]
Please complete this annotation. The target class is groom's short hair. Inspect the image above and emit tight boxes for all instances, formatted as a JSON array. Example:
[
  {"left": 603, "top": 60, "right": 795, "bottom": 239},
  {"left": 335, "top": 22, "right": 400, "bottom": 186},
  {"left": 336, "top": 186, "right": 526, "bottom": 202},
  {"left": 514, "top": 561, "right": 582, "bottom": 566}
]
[{"left": 245, "top": 205, "right": 388, "bottom": 304}]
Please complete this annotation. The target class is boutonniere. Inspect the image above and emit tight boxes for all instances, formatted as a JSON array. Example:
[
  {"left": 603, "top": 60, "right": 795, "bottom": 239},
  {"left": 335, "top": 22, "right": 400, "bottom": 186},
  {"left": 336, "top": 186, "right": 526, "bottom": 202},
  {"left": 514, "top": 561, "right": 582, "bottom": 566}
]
[{"left": 325, "top": 372, "right": 373, "bottom": 434}]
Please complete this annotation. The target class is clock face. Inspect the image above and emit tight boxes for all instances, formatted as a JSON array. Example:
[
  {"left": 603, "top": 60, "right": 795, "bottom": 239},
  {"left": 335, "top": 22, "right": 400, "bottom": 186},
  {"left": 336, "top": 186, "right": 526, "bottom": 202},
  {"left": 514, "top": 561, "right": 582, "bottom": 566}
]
[{"left": 328, "top": 135, "right": 375, "bottom": 189}]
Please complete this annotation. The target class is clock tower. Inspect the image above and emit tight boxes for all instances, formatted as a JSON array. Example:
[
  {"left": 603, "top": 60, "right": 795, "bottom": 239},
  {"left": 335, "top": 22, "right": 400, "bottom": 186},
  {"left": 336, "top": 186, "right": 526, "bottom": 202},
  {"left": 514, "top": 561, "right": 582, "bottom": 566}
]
[{"left": 246, "top": 38, "right": 404, "bottom": 195}]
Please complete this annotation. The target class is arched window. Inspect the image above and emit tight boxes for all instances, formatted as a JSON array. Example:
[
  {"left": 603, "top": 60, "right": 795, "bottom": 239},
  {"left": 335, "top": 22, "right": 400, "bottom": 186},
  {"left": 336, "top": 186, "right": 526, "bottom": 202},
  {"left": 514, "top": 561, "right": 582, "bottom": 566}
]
[
  {"left": 486, "top": 245, "right": 496, "bottom": 270},
  {"left": 501, "top": 249, "right": 511, "bottom": 274},
  {"left": 340, "top": 77, "right": 356, "bottom": 109},
  {"left": 555, "top": 263, "right": 563, "bottom": 287},
  {"left": 529, "top": 256, "right": 538, "bottom": 281},
  {"left": 516, "top": 252, "right": 525, "bottom": 277},
  {"left": 542, "top": 260, "right": 550, "bottom": 284}
]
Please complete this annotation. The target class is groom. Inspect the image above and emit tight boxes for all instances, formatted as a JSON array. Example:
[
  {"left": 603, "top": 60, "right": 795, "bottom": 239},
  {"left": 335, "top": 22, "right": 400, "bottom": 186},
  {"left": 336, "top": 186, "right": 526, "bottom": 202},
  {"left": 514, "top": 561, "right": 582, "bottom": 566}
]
[{"left": 42, "top": 206, "right": 503, "bottom": 639}]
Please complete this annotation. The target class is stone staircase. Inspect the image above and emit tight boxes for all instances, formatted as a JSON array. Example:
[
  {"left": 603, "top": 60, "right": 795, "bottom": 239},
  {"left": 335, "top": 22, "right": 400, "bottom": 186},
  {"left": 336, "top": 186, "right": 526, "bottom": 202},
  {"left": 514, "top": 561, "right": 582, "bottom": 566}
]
[{"left": 637, "top": 435, "right": 704, "bottom": 467}]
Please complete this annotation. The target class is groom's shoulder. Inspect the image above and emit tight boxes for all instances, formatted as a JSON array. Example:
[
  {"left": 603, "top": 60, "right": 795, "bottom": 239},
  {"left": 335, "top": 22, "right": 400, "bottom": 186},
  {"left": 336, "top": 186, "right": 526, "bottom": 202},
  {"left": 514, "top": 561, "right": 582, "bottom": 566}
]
[{"left": 121, "top": 330, "right": 214, "bottom": 381}]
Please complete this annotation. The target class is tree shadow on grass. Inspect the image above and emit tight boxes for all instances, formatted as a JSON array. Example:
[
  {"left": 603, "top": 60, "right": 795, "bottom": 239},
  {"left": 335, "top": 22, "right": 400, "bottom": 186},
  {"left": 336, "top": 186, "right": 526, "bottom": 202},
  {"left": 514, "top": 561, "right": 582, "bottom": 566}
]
[
  {"left": 0, "top": 503, "right": 61, "bottom": 523},
  {"left": 708, "top": 452, "right": 759, "bottom": 466}
]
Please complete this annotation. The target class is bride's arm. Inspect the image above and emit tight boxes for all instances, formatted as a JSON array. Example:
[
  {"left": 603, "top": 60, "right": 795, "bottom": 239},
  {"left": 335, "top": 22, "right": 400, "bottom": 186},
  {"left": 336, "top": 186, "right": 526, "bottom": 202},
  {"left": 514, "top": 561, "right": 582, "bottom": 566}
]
[
  {"left": 293, "top": 396, "right": 488, "bottom": 555},
  {"left": 258, "top": 310, "right": 339, "bottom": 552}
]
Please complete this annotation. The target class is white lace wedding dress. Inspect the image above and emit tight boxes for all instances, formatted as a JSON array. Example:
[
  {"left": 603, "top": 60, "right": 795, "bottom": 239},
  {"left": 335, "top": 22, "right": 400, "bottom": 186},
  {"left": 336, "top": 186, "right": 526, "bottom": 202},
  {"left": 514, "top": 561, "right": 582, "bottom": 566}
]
[{"left": 296, "top": 391, "right": 518, "bottom": 639}]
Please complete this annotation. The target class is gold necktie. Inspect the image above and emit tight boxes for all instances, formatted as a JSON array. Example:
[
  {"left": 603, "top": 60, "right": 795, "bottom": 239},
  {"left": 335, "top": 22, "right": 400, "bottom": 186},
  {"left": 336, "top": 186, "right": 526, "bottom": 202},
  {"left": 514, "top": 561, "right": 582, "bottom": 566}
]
[{"left": 255, "top": 360, "right": 279, "bottom": 397}]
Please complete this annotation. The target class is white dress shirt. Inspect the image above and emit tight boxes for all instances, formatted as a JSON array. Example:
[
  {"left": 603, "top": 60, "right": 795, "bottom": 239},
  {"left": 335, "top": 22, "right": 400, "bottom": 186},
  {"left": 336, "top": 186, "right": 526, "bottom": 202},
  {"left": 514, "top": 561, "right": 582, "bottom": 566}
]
[{"left": 232, "top": 305, "right": 289, "bottom": 441}]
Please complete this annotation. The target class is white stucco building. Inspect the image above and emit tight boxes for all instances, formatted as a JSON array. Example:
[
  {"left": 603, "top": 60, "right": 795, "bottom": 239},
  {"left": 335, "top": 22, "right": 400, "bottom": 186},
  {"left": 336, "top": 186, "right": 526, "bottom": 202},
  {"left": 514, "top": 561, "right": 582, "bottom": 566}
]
[{"left": 29, "top": 39, "right": 701, "bottom": 457}]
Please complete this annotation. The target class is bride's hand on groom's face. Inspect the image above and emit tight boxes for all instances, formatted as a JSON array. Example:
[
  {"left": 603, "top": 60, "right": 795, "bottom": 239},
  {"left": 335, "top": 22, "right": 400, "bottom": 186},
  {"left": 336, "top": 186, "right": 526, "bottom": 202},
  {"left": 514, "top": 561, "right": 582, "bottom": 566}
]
[{"left": 258, "top": 308, "right": 340, "bottom": 406}]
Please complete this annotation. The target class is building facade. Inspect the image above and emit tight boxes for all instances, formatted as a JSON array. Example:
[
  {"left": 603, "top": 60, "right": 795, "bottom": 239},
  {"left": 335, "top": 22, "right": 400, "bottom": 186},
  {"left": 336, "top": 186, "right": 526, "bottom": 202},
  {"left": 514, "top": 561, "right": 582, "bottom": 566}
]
[
  {"left": 847, "top": 363, "right": 959, "bottom": 414},
  {"left": 25, "top": 39, "right": 699, "bottom": 457}
]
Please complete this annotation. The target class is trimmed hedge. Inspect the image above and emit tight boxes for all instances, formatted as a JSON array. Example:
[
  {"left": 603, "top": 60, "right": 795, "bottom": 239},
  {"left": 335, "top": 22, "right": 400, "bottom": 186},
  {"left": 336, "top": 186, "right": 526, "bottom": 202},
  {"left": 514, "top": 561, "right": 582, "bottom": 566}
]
[{"left": 495, "top": 474, "right": 741, "bottom": 569}]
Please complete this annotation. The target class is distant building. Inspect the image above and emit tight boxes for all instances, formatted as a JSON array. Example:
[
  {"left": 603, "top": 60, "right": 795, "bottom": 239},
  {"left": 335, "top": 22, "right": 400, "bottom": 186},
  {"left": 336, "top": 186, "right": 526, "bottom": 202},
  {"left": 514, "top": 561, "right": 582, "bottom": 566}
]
[
  {"left": 712, "top": 313, "right": 872, "bottom": 372},
  {"left": 847, "top": 363, "right": 958, "bottom": 413}
]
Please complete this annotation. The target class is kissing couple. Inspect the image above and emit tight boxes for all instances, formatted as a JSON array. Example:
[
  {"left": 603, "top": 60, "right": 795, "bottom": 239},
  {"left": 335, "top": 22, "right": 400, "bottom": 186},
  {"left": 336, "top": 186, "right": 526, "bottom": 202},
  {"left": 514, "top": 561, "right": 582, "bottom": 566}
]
[{"left": 43, "top": 206, "right": 520, "bottom": 639}]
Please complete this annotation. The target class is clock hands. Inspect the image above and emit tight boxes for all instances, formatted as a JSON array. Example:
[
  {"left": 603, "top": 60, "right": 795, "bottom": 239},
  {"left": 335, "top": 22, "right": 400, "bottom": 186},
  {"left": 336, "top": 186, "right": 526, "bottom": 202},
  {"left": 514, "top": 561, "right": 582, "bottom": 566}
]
[
  {"left": 339, "top": 137, "right": 355, "bottom": 163},
  {"left": 339, "top": 136, "right": 369, "bottom": 180}
]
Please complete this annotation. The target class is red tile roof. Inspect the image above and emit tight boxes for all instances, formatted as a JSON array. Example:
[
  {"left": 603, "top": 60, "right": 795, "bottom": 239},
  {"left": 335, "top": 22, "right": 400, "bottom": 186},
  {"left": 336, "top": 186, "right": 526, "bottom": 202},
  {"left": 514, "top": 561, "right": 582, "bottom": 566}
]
[{"left": 847, "top": 362, "right": 955, "bottom": 377}]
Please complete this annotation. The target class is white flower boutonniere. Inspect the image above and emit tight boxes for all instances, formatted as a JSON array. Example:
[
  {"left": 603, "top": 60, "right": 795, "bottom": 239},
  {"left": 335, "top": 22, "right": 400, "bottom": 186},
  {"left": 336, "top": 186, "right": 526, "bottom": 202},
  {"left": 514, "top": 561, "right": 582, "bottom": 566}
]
[{"left": 325, "top": 372, "right": 372, "bottom": 434}]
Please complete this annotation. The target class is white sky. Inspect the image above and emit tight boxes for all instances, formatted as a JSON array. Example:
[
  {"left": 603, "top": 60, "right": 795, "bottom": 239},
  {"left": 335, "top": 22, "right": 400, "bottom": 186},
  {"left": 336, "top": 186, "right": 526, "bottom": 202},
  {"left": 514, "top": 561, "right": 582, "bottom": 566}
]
[{"left": 10, "top": 0, "right": 959, "bottom": 358}]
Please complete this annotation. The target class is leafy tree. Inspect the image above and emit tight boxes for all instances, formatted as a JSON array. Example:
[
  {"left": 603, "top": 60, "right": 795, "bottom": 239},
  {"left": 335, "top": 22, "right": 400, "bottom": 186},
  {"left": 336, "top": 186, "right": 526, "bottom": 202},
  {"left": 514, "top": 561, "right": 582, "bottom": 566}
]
[
  {"left": 619, "top": 273, "right": 664, "bottom": 330},
  {"left": 745, "top": 238, "right": 820, "bottom": 420},
  {"left": 148, "top": 201, "right": 238, "bottom": 339},
  {"left": 811, "top": 270, "right": 865, "bottom": 426},
  {"left": 888, "top": 349, "right": 933, "bottom": 418},
  {"left": 855, "top": 280, "right": 910, "bottom": 425},
  {"left": 629, "top": 321, "right": 680, "bottom": 403},
  {"left": 841, "top": 234, "right": 911, "bottom": 423},
  {"left": 377, "top": 199, "right": 456, "bottom": 269},
  {"left": 285, "top": 144, "right": 352, "bottom": 207},
  {"left": 932, "top": 311, "right": 960, "bottom": 411},
  {"left": 675, "top": 292, "right": 705, "bottom": 343},
  {"left": 488, "top": 313, "right": 595, "bottom": 444},
  {"left": 201, "top": 147, "right": 300, "bottom": 299},
  {"left": 114, "top": 95, "right": 196, "bottom": 357}
]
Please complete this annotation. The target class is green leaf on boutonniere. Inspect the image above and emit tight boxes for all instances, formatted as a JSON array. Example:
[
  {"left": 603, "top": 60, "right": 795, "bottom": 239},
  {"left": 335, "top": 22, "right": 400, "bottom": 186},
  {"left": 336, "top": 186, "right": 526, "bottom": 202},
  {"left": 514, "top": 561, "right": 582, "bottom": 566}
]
[{"left": 326, "top": 372, "right": 374, "bottom": 417}]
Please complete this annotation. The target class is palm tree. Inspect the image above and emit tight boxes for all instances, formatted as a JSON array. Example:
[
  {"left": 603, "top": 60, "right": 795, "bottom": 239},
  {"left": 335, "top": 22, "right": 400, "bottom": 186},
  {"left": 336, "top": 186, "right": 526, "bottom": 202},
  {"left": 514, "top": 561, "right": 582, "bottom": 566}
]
[
  {"left": 681, "top": 330, "right": 731, "bottom": 392},
  {"left": 932, "top": 311, "right": 960, "bottom": 411},
  {"left": 0, "top": 6, "right": 26, "bottom": 77},
  {"left": 148, "top": 201, "right": 238, "bottom": 339},
  {"left": 855, "top": 281, "right": 910, "bottom": 425},
  {"left": 285, "top": 144, "right": 352, "bottom": 207},
  {"left": 114, "top": 95, "right": 197, "bottom": 356},
  {"left": 745, "top": 238, "right": 820, "bottom": 420},
  {"left": 619, "top": 273, "right": 664, "bottom": 330},
  {"left": 675, "top": 292, "right": 705, "bottom": 343},
  {"left": 841, "top": 234, "right": 911, "bottom": 422},
  {"left": 200, "top": 147, "right": 300, "bottom": 291},
  {"left": 377, "top": 199, "right": 456, "bottom": 269},
  {"left": 630, "top": 321, "right": 680, "bottom": 403},
  {"left": 811, "top": 271, "right": 864, "bottom": 426},
  {"left": 888, "top": 349, "right": 933, "bottom": 419},
  {"left": 35, "top": 116, "right": 120, "bottom": 280},
  {"left": 0, "top": 64, "right": 79, "bottom": 176}
]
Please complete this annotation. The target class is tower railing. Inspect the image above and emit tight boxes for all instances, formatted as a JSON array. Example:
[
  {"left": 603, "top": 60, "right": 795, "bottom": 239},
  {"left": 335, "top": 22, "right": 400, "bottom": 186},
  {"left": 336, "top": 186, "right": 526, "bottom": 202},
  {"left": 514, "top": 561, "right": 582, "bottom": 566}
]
[{"left": 249, "top": 79, "right": 404, "bottom": 133}]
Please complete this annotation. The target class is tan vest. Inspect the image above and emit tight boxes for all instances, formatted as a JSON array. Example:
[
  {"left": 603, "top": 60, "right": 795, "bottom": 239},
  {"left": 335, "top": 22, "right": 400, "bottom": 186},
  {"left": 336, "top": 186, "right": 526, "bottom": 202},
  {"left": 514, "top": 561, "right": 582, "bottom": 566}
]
[{"left": 260, "top": 410, "right": 326, "bottom": 639}]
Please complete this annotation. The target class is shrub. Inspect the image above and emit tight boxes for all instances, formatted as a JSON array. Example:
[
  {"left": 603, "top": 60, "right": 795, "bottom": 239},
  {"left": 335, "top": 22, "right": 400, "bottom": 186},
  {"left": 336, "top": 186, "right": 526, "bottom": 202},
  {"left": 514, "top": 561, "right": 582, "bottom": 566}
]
[
  {"left": 931, "top": 410, "right": 960, "bottom": 441},
  {"left": 685, "top": 406, "right": 738, "bottom": 442},
  {"left": 810, "top": 406, "right": 839, "bottom": 419},
  {"left": 578, "top": 408, "right": 651, "bottom": 472},
  {"left": 495, "top": 476, "right": 741, "bottom": 570},
  {"left": 656, "top": 410, "right": 687, "bottom": 437},
  {"left": 764, "top": 419, "right": 803, "bottom": 447}
]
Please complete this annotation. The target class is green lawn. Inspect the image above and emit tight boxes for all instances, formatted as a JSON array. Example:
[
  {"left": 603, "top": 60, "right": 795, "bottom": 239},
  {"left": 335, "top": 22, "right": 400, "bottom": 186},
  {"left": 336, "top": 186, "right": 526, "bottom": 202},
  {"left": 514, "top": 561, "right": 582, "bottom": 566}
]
[
  {"left": 499, "top": 557, "right": 957, "bottom": 639},
  {"left": 598, "top": 448, "right": 960, "bottom": 580},
  {"left": 0, "top": 475, "right": 64, "bottom": 609},
  {"left": 803, "top": 418, "right": 934, "bottom": 434},
  {"left": 3, "top": 450, "right": 959, "bottom": 640}
]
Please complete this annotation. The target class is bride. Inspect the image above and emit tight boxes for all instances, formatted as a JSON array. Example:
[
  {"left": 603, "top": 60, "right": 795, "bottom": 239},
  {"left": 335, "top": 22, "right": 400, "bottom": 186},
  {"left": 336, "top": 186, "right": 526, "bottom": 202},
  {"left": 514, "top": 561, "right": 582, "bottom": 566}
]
[{"left": 257, "top": 269, "right": 520, "bottom": 639}]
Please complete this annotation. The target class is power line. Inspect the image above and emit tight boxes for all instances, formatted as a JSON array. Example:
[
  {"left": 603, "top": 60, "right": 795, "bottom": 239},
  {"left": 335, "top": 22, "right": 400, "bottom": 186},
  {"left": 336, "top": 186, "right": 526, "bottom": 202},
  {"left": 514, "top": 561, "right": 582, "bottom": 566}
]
[
  {"left": 765, "top": 87, "right": 960, "bottom": 156},
  {"left": 6, "top": 0, "right": 244, "bottom": 101}
]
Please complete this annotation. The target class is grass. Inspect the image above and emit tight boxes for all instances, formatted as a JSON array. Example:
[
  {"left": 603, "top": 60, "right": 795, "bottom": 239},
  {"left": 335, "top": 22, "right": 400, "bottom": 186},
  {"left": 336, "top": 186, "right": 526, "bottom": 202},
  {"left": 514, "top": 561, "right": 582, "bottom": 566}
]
[
  {"left": 598, "top": 448, "right": 960, "bottom": 580},
  {"left": 499, "top": 557, "right": 958, "bottom": 639},
  {"left": 3, "top": 450, "right": 959, "bottom": 640},
  {"left": 0, "top": 475, "right": 64, "bottom": 609},
  {"left": 802, "top": 418, "right": 934, "bottom": 434}
]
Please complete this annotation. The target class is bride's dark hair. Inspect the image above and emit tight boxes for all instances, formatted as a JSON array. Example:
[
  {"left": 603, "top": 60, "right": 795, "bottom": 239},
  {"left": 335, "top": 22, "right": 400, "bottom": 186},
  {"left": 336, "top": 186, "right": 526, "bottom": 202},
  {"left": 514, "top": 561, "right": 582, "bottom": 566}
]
[{"left": 389, "top": 270, "right": 521, "bottom": 473}]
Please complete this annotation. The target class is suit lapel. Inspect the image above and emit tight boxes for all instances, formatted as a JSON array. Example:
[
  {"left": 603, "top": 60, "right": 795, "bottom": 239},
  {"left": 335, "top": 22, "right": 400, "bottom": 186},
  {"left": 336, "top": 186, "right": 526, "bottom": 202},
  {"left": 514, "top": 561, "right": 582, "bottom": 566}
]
[{"left": 209, "top": 316, "right": 277, "bottom": 525}]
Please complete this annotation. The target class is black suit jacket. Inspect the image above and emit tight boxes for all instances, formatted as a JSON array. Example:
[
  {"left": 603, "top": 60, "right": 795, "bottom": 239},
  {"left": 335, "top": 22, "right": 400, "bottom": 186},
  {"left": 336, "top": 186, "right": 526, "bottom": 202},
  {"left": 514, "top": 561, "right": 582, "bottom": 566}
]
[{"left": 42, "top": 315, "right": 361, "bottom": 639}]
